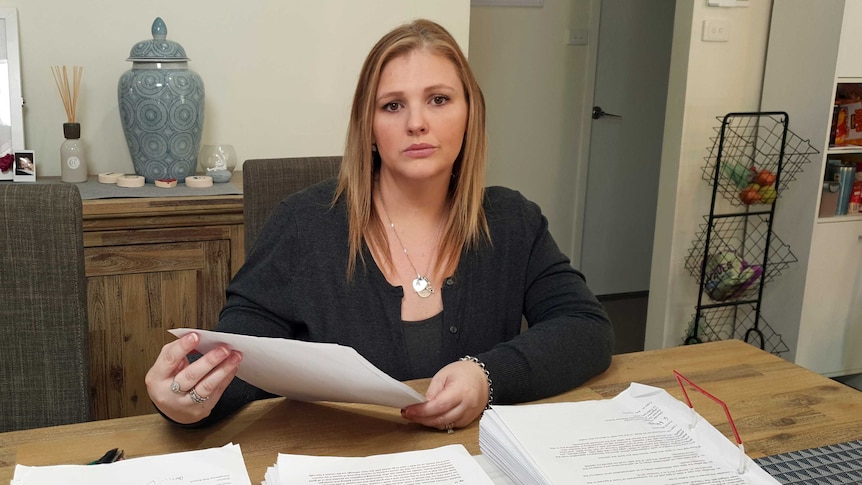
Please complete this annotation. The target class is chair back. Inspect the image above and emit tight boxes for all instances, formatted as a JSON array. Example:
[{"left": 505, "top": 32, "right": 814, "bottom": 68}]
[
  {"left": 0, "top": 183, "right": 90, "bottom": 431},
  {"left": 243, "top": 156, "right": 341, "bottom": 253}
]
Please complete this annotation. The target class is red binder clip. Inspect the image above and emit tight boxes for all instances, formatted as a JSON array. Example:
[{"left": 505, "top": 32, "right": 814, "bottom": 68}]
[{"left": 674, "top": 370, "right": 747, "bottom": 474}]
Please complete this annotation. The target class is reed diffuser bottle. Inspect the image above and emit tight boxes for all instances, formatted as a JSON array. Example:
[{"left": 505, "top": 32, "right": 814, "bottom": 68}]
[
  {"left": 52, "top": 65, "right": 88, "bottom": 182},
  {"left": 61, "top": 122, "right": 87, "bottom": 183}
]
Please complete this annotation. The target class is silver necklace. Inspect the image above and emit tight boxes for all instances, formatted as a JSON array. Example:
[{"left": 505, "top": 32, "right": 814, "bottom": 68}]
[{"left": 379, "top": 194, "right": 442, "bottom": 299}]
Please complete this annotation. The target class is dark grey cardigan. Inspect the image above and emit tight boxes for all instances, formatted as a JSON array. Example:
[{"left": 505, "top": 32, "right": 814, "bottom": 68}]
[{"left": 193, "top": 179, "right": 613, "bottom": 426}]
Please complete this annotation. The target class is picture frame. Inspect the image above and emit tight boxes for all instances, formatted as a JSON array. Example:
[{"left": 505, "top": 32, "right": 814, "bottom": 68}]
[
  {"left": 471, "top": 0, "right": 543, "bottom": 6},
  {"left": 13, "top": 150, "right": 34, "bottom": 182},
  {"left": 0, "top": 7, "right": 24, "bottom": 182}
]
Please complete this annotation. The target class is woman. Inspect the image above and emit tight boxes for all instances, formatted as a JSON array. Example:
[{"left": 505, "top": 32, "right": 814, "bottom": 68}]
[{"left": 145, "top": 19, "right": 613, "bottom": 430}]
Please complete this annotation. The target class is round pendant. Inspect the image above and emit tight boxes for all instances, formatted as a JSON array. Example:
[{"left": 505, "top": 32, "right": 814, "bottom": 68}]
[
  {"left": 412, "top": 276, "right": 429, "bottom": 293},
  {"left": 412, "top": 276, "right": 433, "bottom": 298}
]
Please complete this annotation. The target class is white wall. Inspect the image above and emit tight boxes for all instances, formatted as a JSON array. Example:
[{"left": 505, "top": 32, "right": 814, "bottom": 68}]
[
  {"left": 12, "top": 0, "right": 783, "bottom": 352},
  {"left": 0, "top": 0, "right": 470, "bottom": 177},
  {"left": 471, "top": 1, "right": 778, "bottom": 353},
  {"left": 469, "top": 0, "right": 593, "bottom": 261},
  {"left": 645, "top": 1, "right": 774, "bottom": 349}
]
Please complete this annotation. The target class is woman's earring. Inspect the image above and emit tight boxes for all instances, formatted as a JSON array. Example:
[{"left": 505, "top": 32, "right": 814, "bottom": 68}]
[{"left": 371, "top": 144, "right": 378, "bottom": 152}]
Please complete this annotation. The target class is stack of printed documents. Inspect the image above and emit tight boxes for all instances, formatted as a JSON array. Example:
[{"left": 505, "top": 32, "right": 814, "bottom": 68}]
[
  {"left": 12, "top": 443, "right": 251, "bottom": 485},
  {"left": 262, "top": 444, "right": 496, "bottom": 485},
  {"left": 479, "top": 383, "right": 780, "bottom": 485}
]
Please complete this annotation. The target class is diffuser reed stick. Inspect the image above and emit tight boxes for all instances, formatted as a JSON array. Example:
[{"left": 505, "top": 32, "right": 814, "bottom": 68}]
[{"left": 51, "top": 65, "right": 83, "bottom": 123}]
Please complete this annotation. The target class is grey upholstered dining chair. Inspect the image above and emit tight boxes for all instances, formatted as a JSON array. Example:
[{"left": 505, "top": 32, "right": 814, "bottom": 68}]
[
  {"left": 242, "top": 156, "right": 342, "bottom": 254},
  {"left": 0, "top": 183, "right": 90, "bottom": 431}
]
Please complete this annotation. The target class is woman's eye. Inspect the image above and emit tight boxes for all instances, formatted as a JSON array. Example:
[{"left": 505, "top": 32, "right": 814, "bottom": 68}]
[
  {"left": 431, "top": 95, "right": 449, "bottom": 106},
  {"left": 383, "top": 102, "right": 400, "bottom": 112}
]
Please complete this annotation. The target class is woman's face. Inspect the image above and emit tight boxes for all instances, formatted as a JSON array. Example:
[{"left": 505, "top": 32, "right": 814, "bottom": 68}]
[{"left": 372, "top": 49, "right": 467, "bottom": 184}]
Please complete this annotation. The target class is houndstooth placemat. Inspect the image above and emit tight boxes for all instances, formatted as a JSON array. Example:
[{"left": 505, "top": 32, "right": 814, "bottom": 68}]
[{"left": 754, "top": 440, "right": 862, "bottom": 484}]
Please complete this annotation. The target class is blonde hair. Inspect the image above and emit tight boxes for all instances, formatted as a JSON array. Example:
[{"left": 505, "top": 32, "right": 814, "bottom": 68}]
[{"left": 335, "top": 19, "right": 489, "bottom": 279}]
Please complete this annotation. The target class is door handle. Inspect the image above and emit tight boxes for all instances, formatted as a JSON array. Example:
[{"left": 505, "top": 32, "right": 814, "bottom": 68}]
[{"left": 592, "top": 106, "right": 622, "bottom": 120}]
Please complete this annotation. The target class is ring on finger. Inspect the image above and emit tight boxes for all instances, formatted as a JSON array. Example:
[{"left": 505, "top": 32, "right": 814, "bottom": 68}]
[
  {"left": 445, "top": 422, "right": 455, "bottom": 434},
  {"left": 170, "top": 380, "right": 185, "bottom": 394},
  {"left": 189, "top": 387, "right": 209, "bottom": 405}
]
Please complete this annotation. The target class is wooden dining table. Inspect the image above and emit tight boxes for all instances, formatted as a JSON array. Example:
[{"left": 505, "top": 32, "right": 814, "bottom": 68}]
[{"left": 2, "top": 339, "right": 861, "bottom": 483}]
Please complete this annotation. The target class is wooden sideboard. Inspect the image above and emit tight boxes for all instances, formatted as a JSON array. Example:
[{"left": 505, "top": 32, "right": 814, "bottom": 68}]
[{"left": 81, "top": 178, "right": 244, "bottom": 420}]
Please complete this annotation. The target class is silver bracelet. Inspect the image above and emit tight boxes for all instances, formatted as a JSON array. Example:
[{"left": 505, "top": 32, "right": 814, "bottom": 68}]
[{"left": 460, "top": 355, "right": 493, "bottom": 410}]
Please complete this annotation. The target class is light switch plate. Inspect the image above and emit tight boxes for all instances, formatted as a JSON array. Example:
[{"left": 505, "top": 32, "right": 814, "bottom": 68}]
[
  {"left": 566, "top": 28, "right": 588, "bottom": 46},
  {"left": 707, "top": 0, "right": 749, "bottom": 6},
  {"left": 702, "top": 19, "right": 730, "bottom": 42}
]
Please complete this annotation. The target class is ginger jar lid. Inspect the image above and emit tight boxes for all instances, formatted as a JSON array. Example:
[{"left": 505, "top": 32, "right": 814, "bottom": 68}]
[{"left": 126, "top": 17, "right": 190, "bottom": 62}]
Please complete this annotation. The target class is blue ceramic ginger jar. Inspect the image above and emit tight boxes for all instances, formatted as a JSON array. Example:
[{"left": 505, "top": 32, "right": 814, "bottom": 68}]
[{"left": 118, "top": 17, "right": 204, "bottom": 183}]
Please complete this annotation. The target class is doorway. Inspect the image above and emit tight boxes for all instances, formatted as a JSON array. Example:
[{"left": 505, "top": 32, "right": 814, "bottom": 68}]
[{"left": 579, "top": 0, "right": 675, "bottom": 298}]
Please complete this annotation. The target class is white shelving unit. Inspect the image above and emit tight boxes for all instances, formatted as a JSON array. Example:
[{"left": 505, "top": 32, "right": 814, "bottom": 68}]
[{"left": 761, "top": 0, "right": 862, "bottom": 377}]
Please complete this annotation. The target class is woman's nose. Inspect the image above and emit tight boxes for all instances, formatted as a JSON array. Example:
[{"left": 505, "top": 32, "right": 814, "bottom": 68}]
[{"left": 406, "top": 109, "right": 428, "bottom": 135}]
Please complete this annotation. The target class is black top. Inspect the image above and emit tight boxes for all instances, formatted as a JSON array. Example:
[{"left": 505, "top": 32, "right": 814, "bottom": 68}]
[
  {"left": 403, "top": 312, "right": 445, "bottom": 379},
  {"left": 184, "top": 179, "right": 613, "bottom": 426}
]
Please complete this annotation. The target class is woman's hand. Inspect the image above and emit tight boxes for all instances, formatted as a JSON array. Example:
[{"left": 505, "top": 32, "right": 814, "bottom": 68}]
[
  {"left": 144, "top": 332, "right": 242, "bottom": 424},
  {"left": 400, "top": 360, "right": 489, "bottom": 431}
]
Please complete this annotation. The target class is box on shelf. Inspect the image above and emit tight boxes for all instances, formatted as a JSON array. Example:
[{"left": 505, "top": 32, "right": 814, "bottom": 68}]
[
  {"left": 831, "top": 83, "right": 862, "bottom": 147},
  {"left": 833, "top": 101, "right": 862, "bottom": 146}
]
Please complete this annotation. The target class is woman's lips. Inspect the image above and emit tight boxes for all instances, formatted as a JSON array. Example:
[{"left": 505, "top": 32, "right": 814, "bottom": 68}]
[{"left": 404, "top": 144, "right": 436, "bottom": 158}]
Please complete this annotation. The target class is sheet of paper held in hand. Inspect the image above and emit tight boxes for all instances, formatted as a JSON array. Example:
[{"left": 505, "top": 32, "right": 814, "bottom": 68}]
[
  {"left": 170, "top": 328, "right": 427, "bottom": 409},
  {"left": 480, "top": 383, "right": 780, "bottom": 484},
  {"left": 263, "top": 445, "right": 495, "bottom": 485},
  {"left": 12, "top": 443, "right": 250, "bottom": 485}
]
